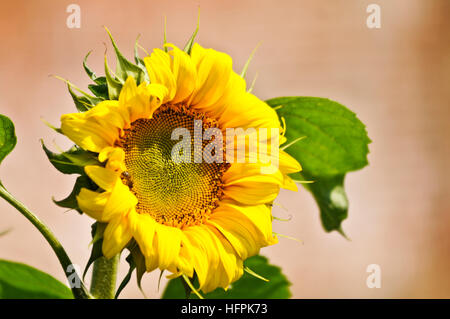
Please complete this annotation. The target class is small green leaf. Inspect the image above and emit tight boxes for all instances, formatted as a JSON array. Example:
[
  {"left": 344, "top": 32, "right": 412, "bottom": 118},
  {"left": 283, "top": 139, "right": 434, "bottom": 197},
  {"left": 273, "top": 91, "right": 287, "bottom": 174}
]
[
  {"left": 0, "top": 114, "right": 17, "bottom": 166},
  {"left": 266, "top": 97, "right": 370, "bottom": 234},
  {"left": 42, "top": 141, "right": 100, "bottom": 175},
  {"left": 162, "top": 255, "right": 291, "bottom": 299},
  {"left": 0, "top": 259, "right": 73, "bottom": 299}
]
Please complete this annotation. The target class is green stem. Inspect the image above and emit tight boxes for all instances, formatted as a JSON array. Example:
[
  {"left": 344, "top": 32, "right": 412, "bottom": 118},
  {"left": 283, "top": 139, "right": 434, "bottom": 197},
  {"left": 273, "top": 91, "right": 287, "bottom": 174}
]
[
  {"left": 90, "top": 255, "right": 119, "bottom": 299},
  {"left": 0, "top": 181, "right": 91, "bottom": 299}
]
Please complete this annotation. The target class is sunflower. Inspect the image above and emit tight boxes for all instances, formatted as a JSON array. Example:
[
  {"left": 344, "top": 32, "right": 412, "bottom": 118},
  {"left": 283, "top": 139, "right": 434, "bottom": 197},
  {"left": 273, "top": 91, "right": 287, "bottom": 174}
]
[{"left": 60, "top": 42, "right": 301, "bottom": 293}]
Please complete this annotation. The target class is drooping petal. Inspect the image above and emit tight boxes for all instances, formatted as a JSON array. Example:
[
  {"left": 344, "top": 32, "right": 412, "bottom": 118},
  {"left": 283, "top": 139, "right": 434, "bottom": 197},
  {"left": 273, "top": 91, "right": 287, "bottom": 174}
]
[
  {"left": 77, "top": 189, "right": 110, "bottom": 222},
  {"left": 222, "top": 163, "right": 283, "bottom": 205},
  {"left": 153, "top": 223, "right": 183, "bottom": 270},
  {"left": 102, "top": 212, "right": 133, "bottom": 258},
  {"left": 208, "top": 200, "right": 277, "bottom": 261}
]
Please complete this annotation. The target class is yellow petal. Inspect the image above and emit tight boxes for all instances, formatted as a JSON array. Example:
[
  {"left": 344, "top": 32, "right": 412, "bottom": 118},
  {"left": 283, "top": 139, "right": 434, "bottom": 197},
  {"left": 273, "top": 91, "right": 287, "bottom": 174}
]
[
  {"left": 144, "top": 49, "right": 176, "bottom": 103},
  {"left": 128, "top": 210, "right": 157, "bottom": 261},
  {"left": 154, "top": 223, "right": 183, "bottom": 270},
  {"left": 84, "top": 165, "right": 119, "bottom": 191},
  {"left": 166, "top": 44, "right": 197, "bottom": 104},
  {"left": 279, "top": 150, "right": 302, "bottom": 174},
  {"left": 189, "top": 43, "right": 232, "bottom": 111},
  {"left": 102, "top": 212, "right": 133, "bottom": 258},
  {"left": 222, "top": 164, "right": 283, "bottom": 205},
  {"left": 103, "top": 180, "right": 137, "bottom": 220},
  {"left": 76, "top": 188, "right": 110, "bottom": 222},
  {"left": 219, "top": 92, "right": 280, "bottom": 129}
]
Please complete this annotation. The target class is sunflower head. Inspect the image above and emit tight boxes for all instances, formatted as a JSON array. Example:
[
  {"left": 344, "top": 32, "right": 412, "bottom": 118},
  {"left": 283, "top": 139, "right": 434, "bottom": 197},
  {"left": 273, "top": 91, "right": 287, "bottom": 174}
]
[{"left": 50, "top": 27, "right": 301, "bottom": 294}]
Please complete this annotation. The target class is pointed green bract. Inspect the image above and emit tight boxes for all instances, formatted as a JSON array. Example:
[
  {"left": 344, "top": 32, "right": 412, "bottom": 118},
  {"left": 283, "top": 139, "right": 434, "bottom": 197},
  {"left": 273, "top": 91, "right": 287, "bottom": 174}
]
[
  {"left": 42, "top": 141, "right": 100, "bottom": 175},
  {"left": 83, "top": 222, "right": 106, "bottom": 280},
  {"left": 183, "top": 12, "right": 200, "bottom": 55},
  {"left": 115, "top": 241, "right": 147, "bottom": 298},
  {"left": 83, "top": 51, "right": 98, "bottom": 82},
  {"left": 53, "top": 175, "right": 94, "bottom": 213},
  {"left": 54, "top": 76, "right": 103, "bottom": 111},
  {"left": 240, "top": 43, "right": 261, "bottom": 79},
  {"left": 104, "top": 27, "right": 146, "bottom": 85},
  {"left": 266, "top": 96, "right": 370, "bottom": 235},
  {"left": 0, "top": 114, "right": 16, "bottom": 166},
  {"left": 115, "top": 253, "right": 135, "bottom": 299},
  {"left": 104, "top": 55, "right": 123, "bottom": 100},
  {"left": 134, "top": 36, "right": 150, "bottom": 83}
]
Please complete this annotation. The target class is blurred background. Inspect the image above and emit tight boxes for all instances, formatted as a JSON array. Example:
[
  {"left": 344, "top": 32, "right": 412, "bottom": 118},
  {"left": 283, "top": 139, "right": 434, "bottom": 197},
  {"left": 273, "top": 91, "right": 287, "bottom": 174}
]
[{"left": 0, "top": 0, "right": 449, "bottom": 298}]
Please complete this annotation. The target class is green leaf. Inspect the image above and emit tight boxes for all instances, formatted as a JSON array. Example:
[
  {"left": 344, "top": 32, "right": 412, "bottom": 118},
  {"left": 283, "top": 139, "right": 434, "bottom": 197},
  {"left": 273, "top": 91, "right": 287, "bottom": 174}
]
[
  {"left": 302, "top": 173, "right": 348, "bottom": 234},
  {"left": 266, "top": 97, "right": 370, "bottom": 234},
  {"left": 268, "top": 97, "right": 370, "bottom": 176},
  {"left": 42, "top": 141, "right": 100, "bottom": 175},
  {"left": 0, "top": 259, "right": 73, "bottom": 299},
  {"left": 162, "top": 255, "right": 291, "bottom": 299},
  {"left": 0, "top": 114, "right": 17, "bottom": 166}
]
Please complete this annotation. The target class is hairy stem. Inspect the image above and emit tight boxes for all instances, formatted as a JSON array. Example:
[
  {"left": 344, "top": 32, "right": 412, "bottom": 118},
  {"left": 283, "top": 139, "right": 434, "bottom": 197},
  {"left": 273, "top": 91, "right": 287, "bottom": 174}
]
[
  {"left": 0, "top": 181, "right": 91, "bottom": 299},
  {"left": 90, "top": 255, "right": 119, "bottom": 299}
]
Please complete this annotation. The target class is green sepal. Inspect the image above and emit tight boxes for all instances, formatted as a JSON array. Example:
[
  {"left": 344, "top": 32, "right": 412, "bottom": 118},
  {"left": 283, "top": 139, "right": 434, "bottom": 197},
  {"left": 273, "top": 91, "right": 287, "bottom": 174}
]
[
  {"left": 131, "top": 243, "right": 146, "bottom": 290},
  {"left": 53, "top": 175, "right": 95, "bottom": 213},
  {"left": 83, "top": 51, "right": 109, "bottom": 99},
  {"left": 105, "top": 27, "right": 146, "bottom": 85},
  {"left": 83, "top": 51, "right": 98, "bottom": 82},
  {"left": 115, "top": 253, "right": 135, "bottom": 299},
  {"left": 134, "top": 36, "right": 150, "bottom": 83},
  {"left": 183, "top": 15, "right": 199, "bottom": 55},
  {"left": 42, "top": 141, "right": 100, "bottom": 175},
  {"left": 83, "top": 222, "right": 106, "bottom": 280},
  {"left": 104, "top": 55, "right": 123, "bottom": 100},
  {"left": 88, "top": 78, "right": 109, "bottom": 100},
  {"left": 67, "top": 84, "right": 103, "bottom": 112},
  {"left": 115, "top": 240, "right": 146, "bottom": 298}
]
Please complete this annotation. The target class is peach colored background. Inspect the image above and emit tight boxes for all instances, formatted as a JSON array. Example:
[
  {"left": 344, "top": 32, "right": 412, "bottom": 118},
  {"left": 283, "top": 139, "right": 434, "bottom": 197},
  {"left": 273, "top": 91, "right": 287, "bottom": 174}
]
[{"left": 1, "top": 0, "right": 449, "bottom": 298}]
